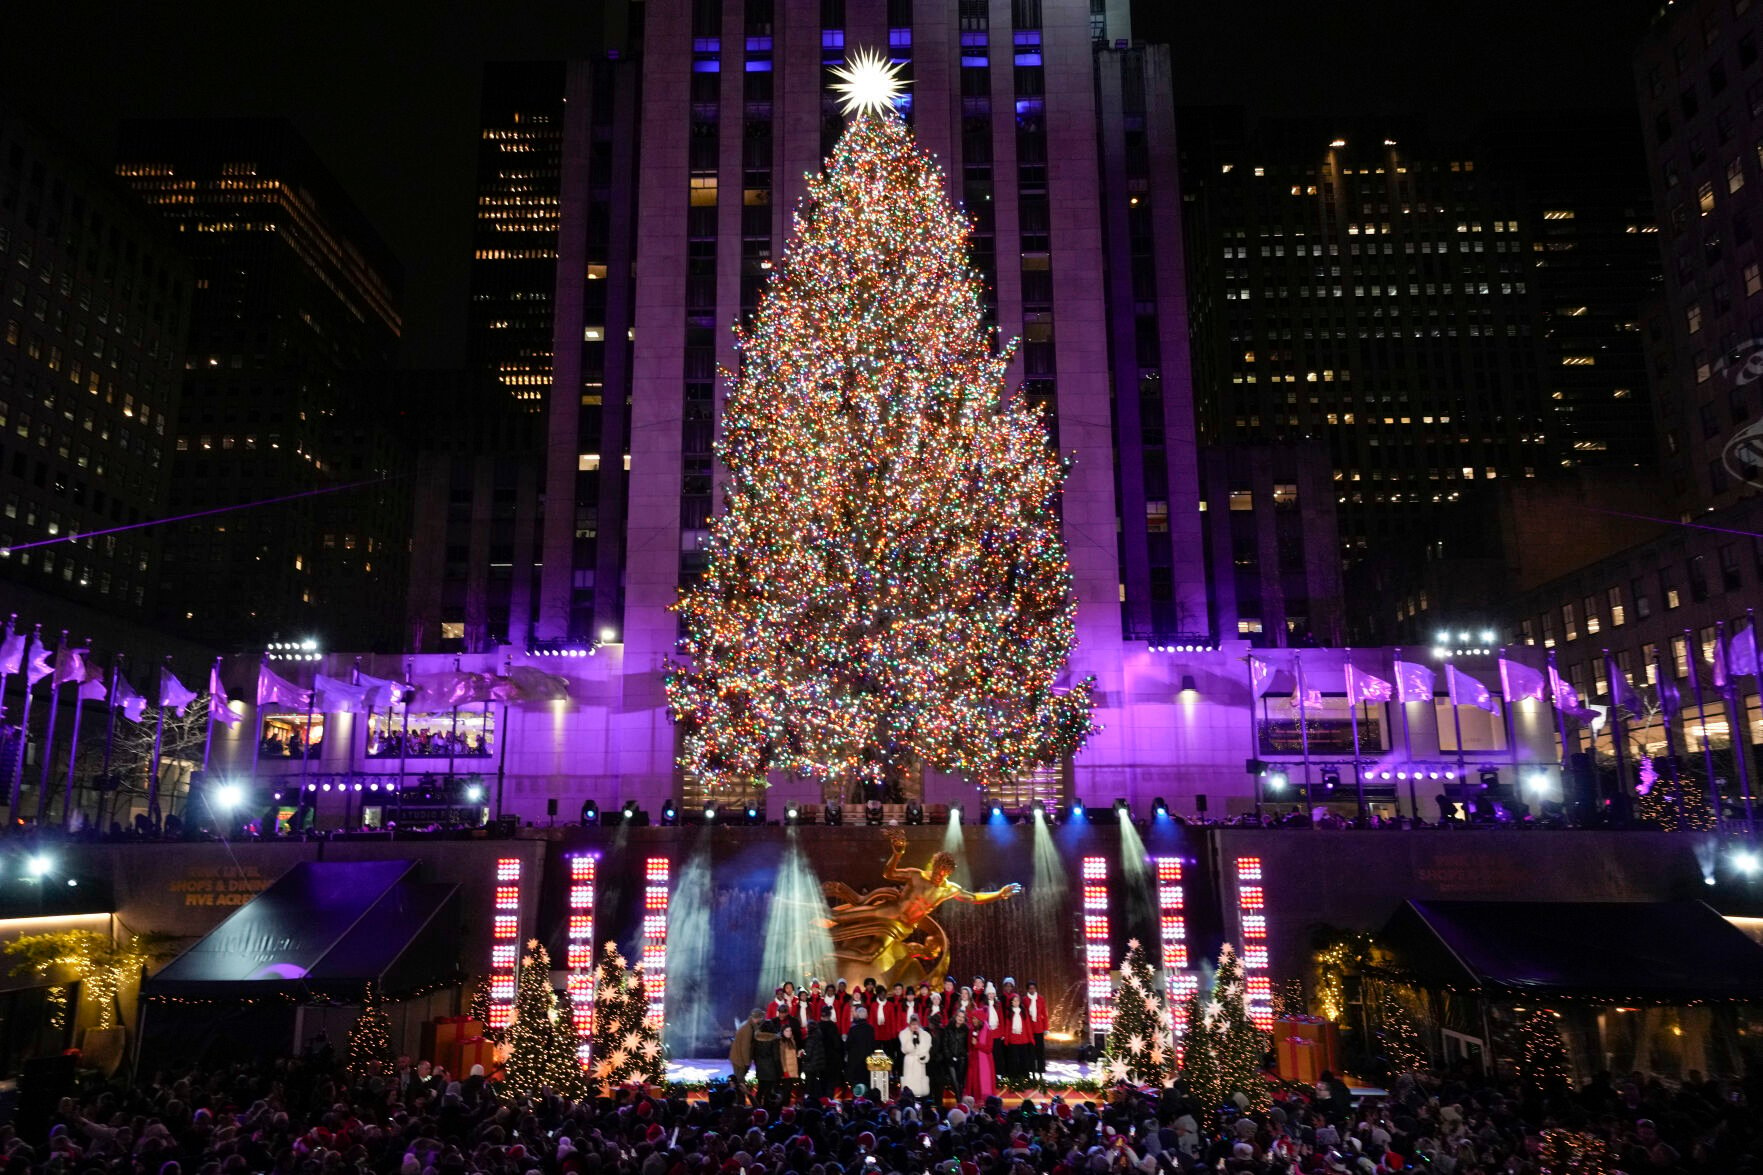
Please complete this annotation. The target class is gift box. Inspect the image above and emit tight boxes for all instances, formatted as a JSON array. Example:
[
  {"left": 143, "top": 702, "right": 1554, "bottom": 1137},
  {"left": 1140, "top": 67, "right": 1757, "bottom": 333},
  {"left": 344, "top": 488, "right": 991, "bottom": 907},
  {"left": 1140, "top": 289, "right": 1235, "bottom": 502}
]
[
  {"left": 1276, "top": 1035, "right": 1323, "bottom": 1086},
  {"left": 449, "top": 1036, "right": 498, "bottom": 1077},
  {"left": 1273, "top": 1015, "right": 1340, "bottom": 1076},
  {"left": 421, "top": 1016, "right": 483, "bottom": 1068}
]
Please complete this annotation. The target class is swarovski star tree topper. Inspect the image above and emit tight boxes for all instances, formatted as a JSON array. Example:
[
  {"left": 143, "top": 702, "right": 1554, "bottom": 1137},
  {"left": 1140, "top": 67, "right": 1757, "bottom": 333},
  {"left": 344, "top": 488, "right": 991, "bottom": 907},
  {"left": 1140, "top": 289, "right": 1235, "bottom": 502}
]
[{"left": 830, "top": 48, "right": 906, "bottom": 116}]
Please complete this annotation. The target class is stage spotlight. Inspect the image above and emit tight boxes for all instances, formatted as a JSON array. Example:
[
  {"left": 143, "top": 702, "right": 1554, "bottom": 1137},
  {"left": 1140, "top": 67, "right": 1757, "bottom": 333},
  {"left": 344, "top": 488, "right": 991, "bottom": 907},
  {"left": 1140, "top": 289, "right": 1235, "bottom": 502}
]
[
  {"left": 786, "top": 804, "right": 801, "bottom": 824},
  {"left": 1152, "top": 796, "right": 1169, "bottom": 819},
  {"left": 746, "top": 804, "right": 760, "bottom": 824},
  {"left": 825, "top": 802, "right": 843, "bottom": 826},
  {"left": 988, "top": 803, "right": 1005, "bottom": 821},
  {"left": 464, "top": 783, "right": 485, "bottom": 803},
  {"left": 1320, "top": 768, "right": 1340, "bottom": 792},
  {"left": 1112, "top": 797, "right": 1130, "bottom": 817},
  {"left": 23, "top": 854, "right": 52, "bottom": 880},
  {"left": 1070, "top": 799, "right": 1084, "bottom": 820},
  {"left": 704, "top": 804, "right": 717, "bottom": 822},
  {"left": 1525, "top": 772, "right": 1550, "bottom": 795},
  {"left": 215, "top": 783, "right": 244, "bottom": 811},
  {"left": 581, "top": 799, "right": 600, "bottom": 825},
  {"left": 865, "top": 799, "right": 884, "bottom": 825},
  {"left": 623, "top": 800, "right": 639, "bottom": 822},
  {"left": 1266, "top": 770, "right": 1289, "bottom": 791},
  {"left": 905, "top": 801, "right": 924, "bottom": 825},
  {"left": 949, "top": 804, "right": 964, "bottom": 823},
  {"left": 661, "top": 801, "right": 679, "bottom": 826},
  {"left": 1032, "top": 805, "right": 1045, "bottom": 822},
  {"left": 1734, "top": 849, "right": 1761, "bottom": 876},
  {"left": 1478, "top": 768, "right": 1501, "bottom": 789}
]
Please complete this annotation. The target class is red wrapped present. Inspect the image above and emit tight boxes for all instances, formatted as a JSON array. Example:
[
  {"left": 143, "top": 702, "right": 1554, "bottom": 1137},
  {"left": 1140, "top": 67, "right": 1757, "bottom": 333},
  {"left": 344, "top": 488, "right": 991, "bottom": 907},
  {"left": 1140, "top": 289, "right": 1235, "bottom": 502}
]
[
  {"left": 1274, "top": 1015, "right": 1341, "bottom": 1075},
  {"left": 449, "top": 1036, "right": 498, "bottom": 1077},
  {"left": 422, "top": 1017, "right": 484, "bottom": 1067},
  {"left": 1276, "top": 1035, "right": 1323, "bottom": 1086}
]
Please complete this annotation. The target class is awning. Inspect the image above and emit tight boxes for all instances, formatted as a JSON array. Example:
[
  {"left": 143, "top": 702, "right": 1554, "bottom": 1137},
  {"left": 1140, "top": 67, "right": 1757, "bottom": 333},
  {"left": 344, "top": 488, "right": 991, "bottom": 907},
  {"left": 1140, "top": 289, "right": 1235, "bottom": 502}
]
[
  {"left": 143, "top": 859, "right": 459, "bottom": 1001},
  {"left": 1375, "top": 899, "right": 1763, "bottom": 1003}
]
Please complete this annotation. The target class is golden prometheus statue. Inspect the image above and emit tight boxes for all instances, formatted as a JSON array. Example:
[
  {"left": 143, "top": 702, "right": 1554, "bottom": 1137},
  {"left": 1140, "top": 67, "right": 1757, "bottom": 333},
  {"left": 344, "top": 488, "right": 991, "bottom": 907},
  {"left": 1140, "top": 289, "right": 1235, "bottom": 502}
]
[{"left": 820, "top": 828, "right": 1023, "bottom": 989}]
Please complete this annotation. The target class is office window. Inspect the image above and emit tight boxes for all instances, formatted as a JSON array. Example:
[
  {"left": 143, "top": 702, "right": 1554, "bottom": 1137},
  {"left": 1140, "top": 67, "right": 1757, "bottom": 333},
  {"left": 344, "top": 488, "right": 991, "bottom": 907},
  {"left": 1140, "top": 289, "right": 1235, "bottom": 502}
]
[
  {"left": 1661, "top": 567, "right": 1682, "bottom": 609},
  {"left": 1633, "top": 576, "right": 1653, "bottom": 619},
  {"left": 1607, "top": 585, "right": 1626, "bottom": 627},
  {"left": 1583, "top": 595, "right": 1601, "bottom": 636},
  {"left": 1562, "top": 603, "right": 1579, "bottom": 642}
]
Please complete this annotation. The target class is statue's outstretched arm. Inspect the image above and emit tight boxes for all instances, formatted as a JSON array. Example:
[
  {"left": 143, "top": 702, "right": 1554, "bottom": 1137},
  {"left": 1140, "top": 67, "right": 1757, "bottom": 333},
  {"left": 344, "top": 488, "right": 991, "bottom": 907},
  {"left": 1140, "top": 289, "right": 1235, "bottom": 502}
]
[
  {"left": 950, "top": 882, "right": 1024, "bottom": 905},
  {"left": 879, "top": 828, "right": 919, "bottom": 882}
]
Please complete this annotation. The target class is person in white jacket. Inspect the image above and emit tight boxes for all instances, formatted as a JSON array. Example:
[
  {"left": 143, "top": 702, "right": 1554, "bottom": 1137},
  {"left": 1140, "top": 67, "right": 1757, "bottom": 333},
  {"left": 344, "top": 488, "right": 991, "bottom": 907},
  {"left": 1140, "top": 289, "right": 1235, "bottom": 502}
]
[{"left": 899, "top": 1014, "right": 933, "bottom": 1097}]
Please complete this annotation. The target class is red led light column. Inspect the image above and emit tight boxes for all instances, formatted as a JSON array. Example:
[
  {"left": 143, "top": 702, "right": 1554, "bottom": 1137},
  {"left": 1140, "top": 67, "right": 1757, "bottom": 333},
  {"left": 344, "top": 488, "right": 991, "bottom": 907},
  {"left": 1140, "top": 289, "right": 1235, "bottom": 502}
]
[
  {"left": 1082, "top": 855, "right": 1112, "bottom": 1039},
  {"left": 1155, "top": 856, "right": 1198, "bottom": 1042},
  {"left": 489, "top": 856, "right": 522, "bottom": 1030},
  {"left": 566, "top": 853, "right": 597, "bottom": 1064},
  {"left": 641, "top": 857, "right": 670, "bottom": 1028},
  {"left": 1234, "top": 856, "right": 1274, "bottom": 1030}
]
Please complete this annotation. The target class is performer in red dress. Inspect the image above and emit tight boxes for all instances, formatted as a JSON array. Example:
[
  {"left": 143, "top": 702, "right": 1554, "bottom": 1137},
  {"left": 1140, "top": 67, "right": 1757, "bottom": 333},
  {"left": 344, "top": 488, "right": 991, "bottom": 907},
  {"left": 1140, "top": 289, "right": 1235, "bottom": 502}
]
[{"left": 963, "top": 1006, "right": 995, "bottom": 1100}]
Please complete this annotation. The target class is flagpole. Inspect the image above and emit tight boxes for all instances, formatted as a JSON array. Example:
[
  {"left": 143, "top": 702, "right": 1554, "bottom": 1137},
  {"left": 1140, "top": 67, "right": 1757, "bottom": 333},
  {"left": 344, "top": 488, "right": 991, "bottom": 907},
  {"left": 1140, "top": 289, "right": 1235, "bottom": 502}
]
[
  {"left": 35, "top": 630, "right": 68, "bottom": 822},
  {"left": 1449, "top": 680, "right": 1467, "bottom": 815},
  {"left": 1395, "top": 648, "right": 1418, "bottom": 821},
  {"left": 1686, "top": 628, "right": 1724, "bottom": 835},
  {"left": 1244, "top": 657, "right": 1262, "bottom": 819},
  {"left": 0, "top": 615, "right": 15, "bottom": 819},
  {"left": 399, "top": 658, "right": 412, "bottom": 825},
  {"left": 201, "top": 656, "right": 221, "bottom": 775},
  {"left": 1545, "top": 648, "right": 1572, "bottom": 802},
  {"left": 350, "top": 656, "right": 363, "bottom": 782},
  {"left": 148, "top": 657, "right": 169, "bottom": 829},
  {"left": 1498, "top": 648, "right": 1521, "bottom": 776},
  {"left": 448, "top": 656, "right": 461, "bottom": 790},
  {"left": 10, "top": 625, "right": 43, "bottom": 821},
  {"left": 1605, "top": 647, "right": 1629, "bottom": 825},
  {"left": 1718, "top": 619, "right": 1758, "bottom": 837},
  {"left": 251, "top": 654, "right": 266, "bottom": 794},
  {"left": 100, "top": 655, "right": 122, "bottom": 832},
  {"left": 1295, "top": 652, "right": 1313, "bottom": 808},
  {"left": 299, "top": 661, "right": 317, "bottom": 794},
  {"left": 62, "top": 636, "right": 92, "bottom": 829},
  {"left": 1654, "top": 651, "right": 1687, "bottom": 831},
  {"left": 1345, "top": 650, "right": 1366, "bottom": 824}
]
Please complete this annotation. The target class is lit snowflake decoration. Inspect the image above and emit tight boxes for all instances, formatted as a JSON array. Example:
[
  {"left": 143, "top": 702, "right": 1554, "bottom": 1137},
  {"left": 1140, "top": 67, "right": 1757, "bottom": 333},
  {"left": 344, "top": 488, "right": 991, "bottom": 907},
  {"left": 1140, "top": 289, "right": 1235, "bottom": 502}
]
[
  {"left": 1104, "top": 1058, "right": 1131, "bottom": 1083},
  {"left": 830, "top": 49, "right": 906, "bottom": 116}
]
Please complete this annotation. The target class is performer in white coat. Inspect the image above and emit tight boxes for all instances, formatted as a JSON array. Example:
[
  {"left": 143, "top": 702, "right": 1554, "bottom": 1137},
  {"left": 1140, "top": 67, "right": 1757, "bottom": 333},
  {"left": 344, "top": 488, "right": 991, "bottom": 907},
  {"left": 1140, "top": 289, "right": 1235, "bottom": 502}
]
[{"left": 899, "top": 1014, "right": 933, "bottom": 1097}]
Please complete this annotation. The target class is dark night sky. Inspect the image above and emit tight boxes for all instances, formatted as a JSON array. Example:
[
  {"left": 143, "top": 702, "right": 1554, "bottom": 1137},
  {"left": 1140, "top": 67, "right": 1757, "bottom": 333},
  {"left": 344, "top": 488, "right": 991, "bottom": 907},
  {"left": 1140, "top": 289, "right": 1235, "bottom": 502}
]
[{"left": 3, "top": 0, "right": 1657, "bottom": 368}]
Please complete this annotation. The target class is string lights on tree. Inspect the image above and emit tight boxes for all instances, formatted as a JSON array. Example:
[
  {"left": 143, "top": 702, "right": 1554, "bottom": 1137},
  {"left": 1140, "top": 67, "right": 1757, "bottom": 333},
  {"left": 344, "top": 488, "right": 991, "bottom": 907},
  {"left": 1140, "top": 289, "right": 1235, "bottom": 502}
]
[
  {"left": 1178, "top": 944, "right": 1270, "bottom": 1117},
  {"left": 345, "top": 981, "right": 395, "bottom": 1081},
  {"left": 589, "top": 941, "right": 663, "bottom": 1092},
  {"left": 665, "top": 64, "right": 1095, "bottom": 799},
  {"left": 1101, "top": 938, "right": 1175, "bottom": 1085}
]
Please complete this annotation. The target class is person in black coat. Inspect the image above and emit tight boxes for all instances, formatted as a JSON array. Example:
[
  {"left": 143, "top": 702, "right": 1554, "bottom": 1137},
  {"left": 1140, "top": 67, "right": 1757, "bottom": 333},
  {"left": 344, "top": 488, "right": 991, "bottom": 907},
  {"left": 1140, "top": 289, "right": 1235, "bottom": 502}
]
[
  {"left": 844, "top": 1005, "right": 877, "bottom": 1093},
  {"left": 936, "top": 1007, "right": 968, "bottom": 1099},
  {"left": 753, "top": 1019, "right": 783, "bottom": 1105},
  {"left": 805, "top": 1004, "right": 841, "bottom": 1098}
]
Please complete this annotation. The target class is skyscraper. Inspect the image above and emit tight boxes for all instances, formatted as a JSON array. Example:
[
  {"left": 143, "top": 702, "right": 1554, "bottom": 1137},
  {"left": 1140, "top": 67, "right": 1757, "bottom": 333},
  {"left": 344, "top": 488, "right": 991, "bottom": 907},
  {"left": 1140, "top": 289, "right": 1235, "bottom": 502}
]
[
  {"left": 528, "top": 0, "right": 1203, "bottom": 797},
  {"left": 0, "top": 99, "right": 192, "bottom": 619},
  {"left": 469, "top": 63, "right": 568, "bottom": 411},
  {"left": 1180, "top": 111, "right": 1658, "bottom": 643},
  {"left": 115, "top": 118, "right": 406, "bottom": 651}
]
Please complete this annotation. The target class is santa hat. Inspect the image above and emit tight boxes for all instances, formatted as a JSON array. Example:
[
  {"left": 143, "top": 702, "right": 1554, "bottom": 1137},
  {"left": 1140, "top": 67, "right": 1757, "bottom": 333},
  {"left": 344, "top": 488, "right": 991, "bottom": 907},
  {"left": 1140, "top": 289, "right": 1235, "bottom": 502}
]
[
  {"left": 751, "top": 1110, "right": 769, "bottom": 1127},
  {"left": 648, "top": 1125, "right": 666, "bottom": 1144},
  {"left": 857, "top": 1133, "right": 875, "bottom": 1151},
  {"left": 638, "top": 1100, "right": 655, "bottom": 1119}
]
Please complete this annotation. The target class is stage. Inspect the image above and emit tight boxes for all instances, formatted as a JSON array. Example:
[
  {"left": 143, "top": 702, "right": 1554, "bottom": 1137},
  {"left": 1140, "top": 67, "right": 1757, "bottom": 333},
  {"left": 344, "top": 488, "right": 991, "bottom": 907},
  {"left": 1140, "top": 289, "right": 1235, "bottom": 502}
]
[{"left": 663, "top": 1057, "right": 1101, "bottom": 1086}]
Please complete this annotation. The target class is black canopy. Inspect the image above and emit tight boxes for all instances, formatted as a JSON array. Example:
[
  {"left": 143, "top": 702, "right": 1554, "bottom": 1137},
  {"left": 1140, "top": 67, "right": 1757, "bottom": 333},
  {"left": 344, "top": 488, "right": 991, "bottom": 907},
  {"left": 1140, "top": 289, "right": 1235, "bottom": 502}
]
[
  {"left": 1376, "top": 899, "right": 1763, "bottom": 1003},
  {"left": 144, "top": 859, "right": 459, "bottom": 1001}
]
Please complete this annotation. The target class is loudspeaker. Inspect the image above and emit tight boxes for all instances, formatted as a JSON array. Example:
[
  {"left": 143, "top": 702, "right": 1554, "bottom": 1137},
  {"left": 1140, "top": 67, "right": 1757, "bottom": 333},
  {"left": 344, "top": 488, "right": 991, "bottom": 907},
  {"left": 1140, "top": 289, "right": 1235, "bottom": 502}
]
[
  {"left": 1194, "top": 793, "right": 1209, "bottom": 813},
  {"left": 546, "top": 797, "right": 559, "bottom": 817}
]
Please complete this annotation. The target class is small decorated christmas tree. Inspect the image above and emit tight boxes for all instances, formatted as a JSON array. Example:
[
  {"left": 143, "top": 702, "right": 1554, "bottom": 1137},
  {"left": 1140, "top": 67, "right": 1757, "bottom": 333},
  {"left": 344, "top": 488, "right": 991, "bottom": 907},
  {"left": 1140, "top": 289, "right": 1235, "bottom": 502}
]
[
  {"left": 1514, "top": 1009, "right": 1571, "bottom": 1097},
  {"left": 507, "top": 938, "right": 567, "bottom": 1093},
  {"left": 467, "top": 978, "right": 503, "bottom": 1045},
  {"left": 546, "top": 986, "right": 590, "bottom": 1099},
  {"left": 1102, "top": 938, "right": 1174, "bottom": 1085},
  {"left": 345, "top": 981, "right": 395, "bottom": 1081},
  {"left": 1538, "top": 1129, "right": 1619, "bottom": 1174},
  {"left": 1377, "top": 987, "right": 1427, "bottom": 1073},
  {"left": 1178, "top": 944, "right": 1269, "bottom": 1115},
  {"left": 589, "top": 941, "right": 663, "bottom": 1091}
]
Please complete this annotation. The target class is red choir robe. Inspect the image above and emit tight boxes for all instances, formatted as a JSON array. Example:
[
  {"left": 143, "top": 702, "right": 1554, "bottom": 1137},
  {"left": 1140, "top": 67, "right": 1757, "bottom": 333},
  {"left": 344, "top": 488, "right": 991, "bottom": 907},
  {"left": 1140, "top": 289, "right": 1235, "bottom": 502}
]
[{"left": 964, "top": 1011, "right": 995, "bottom": 1099}]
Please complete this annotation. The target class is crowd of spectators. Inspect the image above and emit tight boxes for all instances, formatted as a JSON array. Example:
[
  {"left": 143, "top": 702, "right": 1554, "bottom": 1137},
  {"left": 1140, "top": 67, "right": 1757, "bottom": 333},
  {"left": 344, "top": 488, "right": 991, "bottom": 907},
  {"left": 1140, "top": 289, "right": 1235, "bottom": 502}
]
[
  {"left": 1, "top": 1040, "right": 1754, "bottom": 1175},
  {"left": 368, "top": 730, "right": 493, "bottom": 760}
]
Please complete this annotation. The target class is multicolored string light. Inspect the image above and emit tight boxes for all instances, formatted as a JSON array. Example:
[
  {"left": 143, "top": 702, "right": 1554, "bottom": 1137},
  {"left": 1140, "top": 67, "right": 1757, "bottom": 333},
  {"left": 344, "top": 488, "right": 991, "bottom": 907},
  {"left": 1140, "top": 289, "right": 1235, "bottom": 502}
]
[{"left": 666, "top": 105, "right": 1095, "bottom": 795}]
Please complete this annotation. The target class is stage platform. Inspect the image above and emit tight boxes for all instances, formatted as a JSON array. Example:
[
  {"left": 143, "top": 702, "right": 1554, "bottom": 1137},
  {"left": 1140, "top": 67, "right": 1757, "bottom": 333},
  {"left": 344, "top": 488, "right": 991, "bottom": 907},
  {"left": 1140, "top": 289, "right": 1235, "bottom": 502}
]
[{"left": 666, "top": 1057, "right": 1098, "bottom": 1087}]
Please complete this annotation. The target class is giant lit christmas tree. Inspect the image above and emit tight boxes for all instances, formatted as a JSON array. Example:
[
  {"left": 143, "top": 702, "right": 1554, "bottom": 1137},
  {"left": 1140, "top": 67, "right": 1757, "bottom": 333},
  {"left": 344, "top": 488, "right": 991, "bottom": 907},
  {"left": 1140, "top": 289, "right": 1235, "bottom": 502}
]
[
  {"left": 666, "top": 51, "right": 1095, "bottom": 797},
  {"left": 589, "top": 941, "right": 663, "bottom": 1092}
]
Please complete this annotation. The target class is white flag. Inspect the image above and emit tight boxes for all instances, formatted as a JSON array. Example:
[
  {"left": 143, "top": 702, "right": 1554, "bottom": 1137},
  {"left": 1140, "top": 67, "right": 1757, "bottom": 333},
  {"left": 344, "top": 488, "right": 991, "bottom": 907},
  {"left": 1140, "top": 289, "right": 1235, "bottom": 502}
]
[
  {"left": 314, "top": 673, "right": 370, "bottom": 713},
  {"left": 209, "top": 664, "right": 242, "bottom": 727},
  {"left": 112, "top": 674, "right": 148, "bottom": 722},
  {"left": 355, "top": 671, "right": 410, "bottom": 708},
  {"left": 158, "top": 667, "right": 198, "bottom": 713}
]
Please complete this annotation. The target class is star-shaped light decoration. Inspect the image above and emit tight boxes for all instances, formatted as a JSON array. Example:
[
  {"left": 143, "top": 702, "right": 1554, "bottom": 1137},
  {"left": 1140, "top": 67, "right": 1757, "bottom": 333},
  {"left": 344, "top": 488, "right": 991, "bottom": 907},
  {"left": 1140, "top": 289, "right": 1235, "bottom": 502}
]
[
  {"left": 830, "top": 48, "right": 907, "bottom": 117},
  {"left": 1104, "top": 1058, "right": 1131, "bottom": 1084}
]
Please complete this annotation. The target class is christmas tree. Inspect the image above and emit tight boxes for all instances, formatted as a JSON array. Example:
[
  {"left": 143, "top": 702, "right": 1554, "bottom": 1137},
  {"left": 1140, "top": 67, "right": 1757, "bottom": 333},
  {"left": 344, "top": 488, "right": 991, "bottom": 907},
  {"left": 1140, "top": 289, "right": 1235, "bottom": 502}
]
[
  {"left": 546, "top": 987, "right": 590, "bottom": 1099},
  {"left": 345, "top": 981, "right": 395, "bottom": 1082},
  {"left": 1514, "top": 1009, "right": 1571, "bottom": 1097},
  {"left": 1376, "top": 986, "right": 1427, "bottom": 1073},
  {"left": 467, "top": 980, "right": 503, "bottom": 1045},
  {"left": 1178, "top": 945, "right": 1269, "bottom": 1115},
  {"left": 502, "top": 941, "right": 563, "bottom": 1097},
  {"left": 589, "top": 941, "right": 664, "bottom": 1091},
  {"left": 1538, "top": 1129, "right": 1619, "bottom": 1174},
  {"left": 1102, "top": 938, "right": 1174, "bottom": 1085},
  {"left": 666, "top": 51, "right": 1095, "bottom": 799}
]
